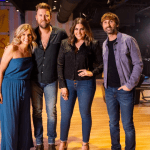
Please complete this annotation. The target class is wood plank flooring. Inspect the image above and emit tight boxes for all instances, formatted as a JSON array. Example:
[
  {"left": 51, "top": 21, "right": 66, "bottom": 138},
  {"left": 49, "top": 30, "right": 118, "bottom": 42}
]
[
  {"left": 30, "top": 80, "right": 150, "bottom": 150},
  {"left": 1, "top": 80, "right": 150, "bottom": 150}
]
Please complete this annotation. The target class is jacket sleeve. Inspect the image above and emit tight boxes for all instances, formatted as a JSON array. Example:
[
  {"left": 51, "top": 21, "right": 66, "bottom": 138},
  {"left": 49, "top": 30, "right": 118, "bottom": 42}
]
[
  {"left": 91, "top": 40, "right": 103, "bottom": 76},
  {"left": 125, "top": 37, "right": 143, "bottom": 89},
  {"left": 62, "top": 29, "right": 68, "bottom": 40},
  {"left": 57, "top": 41, "right": 67, "bottom": 89}
]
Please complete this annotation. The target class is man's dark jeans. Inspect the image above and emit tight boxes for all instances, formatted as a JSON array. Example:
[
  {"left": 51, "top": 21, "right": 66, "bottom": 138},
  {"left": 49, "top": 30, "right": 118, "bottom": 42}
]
[
  {"left": 105, "top": 86, "right": 135, "bottom": 150},
  {"left": 31, "top": 81, "right": 57, "bottom": 145}
]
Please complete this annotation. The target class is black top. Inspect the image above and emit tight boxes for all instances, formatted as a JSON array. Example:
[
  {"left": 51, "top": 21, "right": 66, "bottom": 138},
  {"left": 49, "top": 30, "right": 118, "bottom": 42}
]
[
  {"left": 107, "top": 39, "right": 121, "bottom": 87},
  {"left": 57, "top": 39, "right": 103, "bottom": 88},
  {"left": 31, "top": 26, "right": 68, "bottom": 83}
]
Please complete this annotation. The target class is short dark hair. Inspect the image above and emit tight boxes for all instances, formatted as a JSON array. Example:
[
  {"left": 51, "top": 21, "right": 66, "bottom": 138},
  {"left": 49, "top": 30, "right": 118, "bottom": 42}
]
[
  {"left": 36, "top": 2, "right": 52, "bottom": 15},
  {"left": 68, "top": 18, "right": 93, "bottom": 46},
  {"left": 101, "top": 12, "right": 120, "bottom": 30}
]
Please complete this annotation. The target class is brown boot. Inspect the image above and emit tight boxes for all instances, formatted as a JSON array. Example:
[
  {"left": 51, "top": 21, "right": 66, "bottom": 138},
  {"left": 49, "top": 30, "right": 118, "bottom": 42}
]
[
  {"left": 48, "top": 144, "right": 56, "bottom": 150},
  {"left": 82, "top": 142, "right": 89, "bottom": 150},
  {"left": 59, "top": 141, "right": 67, "bottom": 150},
  {"left": 35, "top": 144, "right": 44, "bottom": 150}
]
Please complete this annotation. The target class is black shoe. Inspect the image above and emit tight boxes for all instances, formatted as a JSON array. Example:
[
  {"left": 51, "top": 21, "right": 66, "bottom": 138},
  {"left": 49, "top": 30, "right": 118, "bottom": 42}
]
[
  {"left": 35, "top": 144, "right": 44, "bottom": 150},
  {"left": 48, "top": 144, "right": 56, "bottom": 150}
]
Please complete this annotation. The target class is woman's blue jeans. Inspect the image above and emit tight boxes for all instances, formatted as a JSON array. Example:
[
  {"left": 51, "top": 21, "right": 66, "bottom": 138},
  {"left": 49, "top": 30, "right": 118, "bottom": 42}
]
[
  {"left": 60, "top": 78, "right": 96, "bottom": 143},
  {"left": 105, "top": 86, "right": 135, "bottom": 150}
]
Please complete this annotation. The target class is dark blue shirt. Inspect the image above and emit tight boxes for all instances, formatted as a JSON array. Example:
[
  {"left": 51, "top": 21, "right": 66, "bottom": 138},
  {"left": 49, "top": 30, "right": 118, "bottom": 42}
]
[{"left": 31, "top": 26, "right": 68, "bottom": 83}]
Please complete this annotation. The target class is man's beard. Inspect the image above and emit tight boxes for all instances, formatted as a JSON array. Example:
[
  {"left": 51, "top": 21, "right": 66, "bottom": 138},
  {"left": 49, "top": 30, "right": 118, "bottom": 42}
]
[
  {"left": 39, "top": 21, "right": 49, "bottom": 29},
  {"left": 105, "top": 28, "right": 116, "bottom": 34}
]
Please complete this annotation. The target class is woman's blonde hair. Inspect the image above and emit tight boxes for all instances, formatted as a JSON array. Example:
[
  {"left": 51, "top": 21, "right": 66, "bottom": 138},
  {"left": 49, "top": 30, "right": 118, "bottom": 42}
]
[{"left": 11, "top": 23, "right": 37, "bottom": 52}]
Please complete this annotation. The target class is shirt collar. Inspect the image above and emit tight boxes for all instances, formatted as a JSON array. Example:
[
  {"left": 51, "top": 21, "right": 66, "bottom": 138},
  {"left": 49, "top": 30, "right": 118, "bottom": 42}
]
[
  {"left": 35, "top": 25, "right": 56, "bottom": 37},
  {"left": 106, "top": 32, "right": 122, "bottom": 45}
]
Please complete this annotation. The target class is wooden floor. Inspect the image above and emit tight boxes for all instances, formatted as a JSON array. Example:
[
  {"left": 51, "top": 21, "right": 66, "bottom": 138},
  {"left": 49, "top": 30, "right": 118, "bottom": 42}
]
[
  {"left": 1, "top": 80, "right": 150, "bottom": 150},
  {"left": 30, "top": 80, "right": 150, "bottom": 150}
]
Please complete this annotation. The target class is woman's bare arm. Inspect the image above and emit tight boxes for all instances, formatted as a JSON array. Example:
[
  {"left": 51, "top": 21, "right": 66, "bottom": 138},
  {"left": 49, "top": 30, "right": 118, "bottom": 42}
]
[{"left": 0, "top": 45, "right": 14, "bottom": 103}]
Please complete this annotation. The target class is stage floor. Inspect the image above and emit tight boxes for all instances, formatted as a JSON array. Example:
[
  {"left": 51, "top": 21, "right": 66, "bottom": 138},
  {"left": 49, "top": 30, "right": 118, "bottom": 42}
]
[
  {"left": 1, "top": 80, "right": 150, "bottom": 150},
  {"left": 30, "top": 80, "right": 150, "bottom": 150}
]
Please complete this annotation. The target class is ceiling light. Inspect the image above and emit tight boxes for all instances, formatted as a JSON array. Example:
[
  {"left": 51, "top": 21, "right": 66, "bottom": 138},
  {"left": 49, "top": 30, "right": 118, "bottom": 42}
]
[
  {"left": 53, "top": 6, "right": 56, "bottom": 10},
  {"left": 16, "top": 9, "right": 19, "bottom": 12},
  {"left": 82, "top": 13, "right": 87, "bottom": 17},
  {"left": 107, "top": 0, "right": 110, "bottom": 4}
]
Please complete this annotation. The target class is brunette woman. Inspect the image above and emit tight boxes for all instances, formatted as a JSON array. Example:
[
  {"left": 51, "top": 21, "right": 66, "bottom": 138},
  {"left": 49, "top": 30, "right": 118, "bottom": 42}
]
[{"left": 57, "top": 18, "right": 103, "bottom": 150}]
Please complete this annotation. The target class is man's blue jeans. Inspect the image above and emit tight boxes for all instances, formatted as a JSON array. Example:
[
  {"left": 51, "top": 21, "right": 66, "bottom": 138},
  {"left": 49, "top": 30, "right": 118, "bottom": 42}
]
[
  {"left": 31, "top": 81, "right": 57, "bottom": 145},
  {"left": 105, "top": 86, "right": 135, "bottom": 150},
  {"left": 60, "top": 79, "right": 96, "bottom": 143}
]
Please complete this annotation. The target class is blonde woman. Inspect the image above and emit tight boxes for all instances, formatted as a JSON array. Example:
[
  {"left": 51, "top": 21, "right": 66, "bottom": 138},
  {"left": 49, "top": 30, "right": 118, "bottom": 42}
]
[{"left": 0, "top": 24, "right": 37, "bottom": 150}]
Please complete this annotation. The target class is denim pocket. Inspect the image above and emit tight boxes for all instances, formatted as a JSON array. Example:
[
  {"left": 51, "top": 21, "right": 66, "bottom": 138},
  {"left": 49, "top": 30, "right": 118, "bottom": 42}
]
[{"left": 120, "top": 89, "right": 132, "bottom": 93}]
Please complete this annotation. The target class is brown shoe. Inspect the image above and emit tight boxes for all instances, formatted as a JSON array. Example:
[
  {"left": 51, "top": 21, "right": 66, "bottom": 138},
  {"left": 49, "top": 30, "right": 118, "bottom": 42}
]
[
  {"left": 82, "top": 142, "right": 89, "bottom": 150},
  {"left": 35, "top": 144, "right": 44, "bottom": 150},
  {"left": 48, "top": 144, "right": 56, "bottom": 150},
  {"left": 59, "top": 141, "right": 67, "bottom": 150}
]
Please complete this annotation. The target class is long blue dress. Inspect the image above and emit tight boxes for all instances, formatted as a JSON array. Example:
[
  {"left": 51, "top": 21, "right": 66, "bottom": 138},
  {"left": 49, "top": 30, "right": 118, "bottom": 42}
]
[{"left": 1, "top": 57, "right": 34, "bottom": 150}]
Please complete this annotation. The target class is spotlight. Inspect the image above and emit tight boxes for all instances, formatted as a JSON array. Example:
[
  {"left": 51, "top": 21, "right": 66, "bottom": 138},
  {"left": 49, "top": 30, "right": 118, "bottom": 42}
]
[
  {"left": 107, "top": 0, "right": 110, "bottom": 4},
  {"left": 53, "top": 6, "right": 56, "bottom": 10},
  {"left": 107, "top": 0, "right": 114, "bottom": 5},
  {"left": 82, "top": 13, "right": 87, "bottom": 17}
]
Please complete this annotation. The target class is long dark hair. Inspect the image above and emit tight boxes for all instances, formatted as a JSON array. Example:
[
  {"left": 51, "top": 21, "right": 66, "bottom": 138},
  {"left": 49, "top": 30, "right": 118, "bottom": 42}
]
[{"left": 68, "top": 18, "right": 93, "bottom": 46}]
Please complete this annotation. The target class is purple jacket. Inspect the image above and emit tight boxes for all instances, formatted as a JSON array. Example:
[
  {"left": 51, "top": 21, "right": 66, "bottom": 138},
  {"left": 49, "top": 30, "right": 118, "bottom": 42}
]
[{"left": 103, "top": 32, "right": 143, "bottom": 90}]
